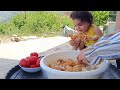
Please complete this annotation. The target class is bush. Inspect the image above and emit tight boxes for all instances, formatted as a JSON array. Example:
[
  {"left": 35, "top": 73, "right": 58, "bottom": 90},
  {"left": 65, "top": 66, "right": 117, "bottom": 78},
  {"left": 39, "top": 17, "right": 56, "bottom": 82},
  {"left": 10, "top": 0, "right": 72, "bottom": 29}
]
[
  {"left": 91, "top": 11, "right": 110, "bottom": 26},
  {"left": 0, "top": 11, "right": 73, "bottom": 37}
]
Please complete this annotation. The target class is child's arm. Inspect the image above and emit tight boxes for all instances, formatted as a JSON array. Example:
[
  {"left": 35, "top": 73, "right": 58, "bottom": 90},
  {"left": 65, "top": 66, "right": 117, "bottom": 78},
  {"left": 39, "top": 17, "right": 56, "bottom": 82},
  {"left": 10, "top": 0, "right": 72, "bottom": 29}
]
[
  {"left": 91, "top": 25, "right": 103, "bottom": 41},
  {"left": 78, "top": 41, "right": 85, "bottom": 50}
]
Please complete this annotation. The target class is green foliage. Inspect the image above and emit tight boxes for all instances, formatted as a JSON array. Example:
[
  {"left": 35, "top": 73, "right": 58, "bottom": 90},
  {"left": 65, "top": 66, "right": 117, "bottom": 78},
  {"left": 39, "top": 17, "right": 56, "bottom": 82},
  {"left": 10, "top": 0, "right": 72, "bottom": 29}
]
[
  {"left": 91, "top": 11, "right": 110, "bottom": 26},
  {"left": 0, "top": 11, "right": 73, "bottom": 37}
]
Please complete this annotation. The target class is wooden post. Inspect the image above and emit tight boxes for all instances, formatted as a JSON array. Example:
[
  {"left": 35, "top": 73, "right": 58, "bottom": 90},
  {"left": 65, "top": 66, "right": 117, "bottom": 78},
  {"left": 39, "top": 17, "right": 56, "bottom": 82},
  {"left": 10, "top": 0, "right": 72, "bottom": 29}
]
[
  {"left": 115, "top": 11, "right": 120, "bottom": 69},
  {"left": 115, "top": 11, "right": 120, "bottom": 32}
]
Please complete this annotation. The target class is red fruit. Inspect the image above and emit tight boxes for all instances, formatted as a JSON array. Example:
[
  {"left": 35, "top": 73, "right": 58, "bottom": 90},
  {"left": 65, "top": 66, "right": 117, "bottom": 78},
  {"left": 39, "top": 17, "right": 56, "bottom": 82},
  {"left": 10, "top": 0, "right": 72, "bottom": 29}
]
[
  {"left": 30, "top": 52, "right": 39, "bottom": 57},
  {"left": 20, "top": 58, "right": 30, "bottom": 68},
  {"left": 36, "top": 59, "right": 40, "bottom": 67},
  {"left": 28, "top": 56, "right": 38, "bottom": 65},
  {"left": 30, "top": 64, "right": 37, "bottom": 68}
]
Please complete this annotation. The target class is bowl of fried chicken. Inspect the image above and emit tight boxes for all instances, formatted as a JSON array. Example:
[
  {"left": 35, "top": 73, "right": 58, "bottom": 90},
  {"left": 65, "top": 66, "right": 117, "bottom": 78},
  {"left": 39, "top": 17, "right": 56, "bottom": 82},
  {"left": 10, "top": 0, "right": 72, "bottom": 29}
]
[{"left": 40, "top": 50, "right": 109, "bottom": 79}]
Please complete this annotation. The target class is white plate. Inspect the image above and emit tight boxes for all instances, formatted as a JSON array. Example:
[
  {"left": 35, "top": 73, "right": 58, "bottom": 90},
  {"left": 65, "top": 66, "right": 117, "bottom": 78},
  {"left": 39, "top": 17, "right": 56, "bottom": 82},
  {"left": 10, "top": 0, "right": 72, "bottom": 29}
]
[{"left": 19, "top": 64, "right": 41, "bottom": 73}]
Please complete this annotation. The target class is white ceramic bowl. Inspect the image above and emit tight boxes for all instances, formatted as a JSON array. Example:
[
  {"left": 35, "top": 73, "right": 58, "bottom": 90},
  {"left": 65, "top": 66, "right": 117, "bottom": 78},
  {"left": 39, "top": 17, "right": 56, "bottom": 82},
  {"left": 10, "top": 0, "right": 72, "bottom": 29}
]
[
  {"left": 40, "top": 50, "right": 110, "bottom": 79},
  {"left": 19, "top": 64, "right": 41, "bottom": 73}
]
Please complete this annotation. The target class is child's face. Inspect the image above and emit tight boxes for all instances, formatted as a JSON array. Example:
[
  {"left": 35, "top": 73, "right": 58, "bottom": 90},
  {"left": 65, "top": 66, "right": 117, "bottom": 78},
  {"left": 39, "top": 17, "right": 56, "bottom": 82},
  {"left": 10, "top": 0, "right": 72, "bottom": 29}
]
[{"left": 73, "top": 19, "right": 90, "bottom": 32}]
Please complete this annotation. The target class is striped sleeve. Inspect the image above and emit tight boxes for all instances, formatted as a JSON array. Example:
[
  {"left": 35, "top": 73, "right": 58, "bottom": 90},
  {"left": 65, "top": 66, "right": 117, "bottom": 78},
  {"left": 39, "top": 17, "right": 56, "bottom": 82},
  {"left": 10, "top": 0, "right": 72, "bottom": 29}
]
[{"left": 84, "top": 32, "right": 120, "bottom": 65}]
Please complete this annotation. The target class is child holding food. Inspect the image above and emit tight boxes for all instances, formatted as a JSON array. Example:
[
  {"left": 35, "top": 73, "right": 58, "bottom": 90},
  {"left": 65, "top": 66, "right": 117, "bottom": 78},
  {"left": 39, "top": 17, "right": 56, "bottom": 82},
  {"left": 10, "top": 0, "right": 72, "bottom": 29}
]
[{"left": 69, "top": 11, "right": 103, "bottom": 50}]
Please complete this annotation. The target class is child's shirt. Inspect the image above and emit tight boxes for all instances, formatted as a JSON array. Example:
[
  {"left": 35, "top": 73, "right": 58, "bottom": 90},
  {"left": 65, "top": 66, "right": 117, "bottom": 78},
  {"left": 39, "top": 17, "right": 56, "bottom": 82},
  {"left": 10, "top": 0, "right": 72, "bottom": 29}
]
[
  {"left": 69, "top": 24, "right": 100, "bottom": 47},
  {"left": 83, "top": 24, "right": 97, "bottom": 47}
]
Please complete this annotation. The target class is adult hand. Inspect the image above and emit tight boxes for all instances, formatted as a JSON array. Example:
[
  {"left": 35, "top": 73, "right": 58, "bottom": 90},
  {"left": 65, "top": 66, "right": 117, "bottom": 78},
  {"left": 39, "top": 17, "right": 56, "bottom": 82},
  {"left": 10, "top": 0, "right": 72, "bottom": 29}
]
[{"left": 77, "top": 50, "right": 89, "bottom": 65}]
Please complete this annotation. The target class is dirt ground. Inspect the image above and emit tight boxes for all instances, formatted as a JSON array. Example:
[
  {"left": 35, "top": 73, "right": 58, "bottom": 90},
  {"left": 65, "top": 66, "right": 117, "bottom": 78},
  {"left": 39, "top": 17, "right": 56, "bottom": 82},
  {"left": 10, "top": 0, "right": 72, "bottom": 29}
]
[
  {"left": 0, "top": 36, "right": 12, "bottom": 43},
  {"left": 0, "top": 36, "right": 71, "bottom": 60},
  {"left": 0, "top": 35, "right": 39, "bottom": 44}
]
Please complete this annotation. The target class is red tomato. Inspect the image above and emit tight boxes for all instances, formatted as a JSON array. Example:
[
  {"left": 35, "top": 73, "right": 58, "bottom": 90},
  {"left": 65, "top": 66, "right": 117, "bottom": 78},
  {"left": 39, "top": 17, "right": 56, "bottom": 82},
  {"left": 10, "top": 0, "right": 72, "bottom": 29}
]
[
  {"left": 30, "top": 52, "right": 39, "bottom": 57},
  {"left": 20, "top": 58, "right": 30, "bottom": 68},
  {"left": 30, "top": 64, "right": 37, "bottom": 68},
  {"left": 28, "top": 56, "right": 38, "bottom": 65},
  {"left": 36, "top": 59, "right": 40, "bottom": 67}
]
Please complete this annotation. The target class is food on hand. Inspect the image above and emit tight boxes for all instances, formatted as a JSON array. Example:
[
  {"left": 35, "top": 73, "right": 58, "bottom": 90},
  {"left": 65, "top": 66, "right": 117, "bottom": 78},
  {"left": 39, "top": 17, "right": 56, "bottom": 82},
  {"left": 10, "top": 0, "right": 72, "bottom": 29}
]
[{"left": 68, "top": 32, "right": 92, "bottom": 43}]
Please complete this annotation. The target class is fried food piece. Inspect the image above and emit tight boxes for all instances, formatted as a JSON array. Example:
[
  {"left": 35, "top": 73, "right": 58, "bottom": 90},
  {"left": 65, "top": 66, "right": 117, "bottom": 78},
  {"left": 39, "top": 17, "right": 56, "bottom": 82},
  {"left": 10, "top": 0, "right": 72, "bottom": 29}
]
[
  {"left": 56, "top": 59, "right": 65, "bottom": 66},
  {"left": 73, "top": 65, "right": 82, "bottom": 72},
  {"left": 48, "top": 59, "right": 98, "bottom": 72},
  {"left": 74, "top": 61, "right": 80, "bottom": 65},
  {"left": 68, "top": 34, "right": 78, "bottom": 41},
  {"left": 68, "top": 32, "right": 92, "bottom": 43},
  {"left": 64, "top": 59, "right": 75, "bottom": 67},
  {"left": 65, "top": 65, "right": 73, "bottom": 72}
]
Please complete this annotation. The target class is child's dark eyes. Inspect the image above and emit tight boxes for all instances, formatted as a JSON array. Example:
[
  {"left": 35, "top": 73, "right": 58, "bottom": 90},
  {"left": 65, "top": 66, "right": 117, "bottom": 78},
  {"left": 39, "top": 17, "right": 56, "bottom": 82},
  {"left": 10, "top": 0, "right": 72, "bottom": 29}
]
[
  {"left": 77, "top": 22, "right": 83, "bottom": 26},
  {"left": 75, "top": 24, "right": 82, "bottom": 27}
]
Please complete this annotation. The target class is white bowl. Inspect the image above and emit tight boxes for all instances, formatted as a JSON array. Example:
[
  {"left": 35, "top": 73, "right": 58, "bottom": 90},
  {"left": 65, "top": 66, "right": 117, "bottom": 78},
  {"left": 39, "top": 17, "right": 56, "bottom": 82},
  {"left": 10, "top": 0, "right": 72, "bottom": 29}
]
[
  {"left": 40, "top": 50, "right": 110, "bottom": 79},
  {"left": 19, "top": 64, "right": 41, "bottom": 73}
]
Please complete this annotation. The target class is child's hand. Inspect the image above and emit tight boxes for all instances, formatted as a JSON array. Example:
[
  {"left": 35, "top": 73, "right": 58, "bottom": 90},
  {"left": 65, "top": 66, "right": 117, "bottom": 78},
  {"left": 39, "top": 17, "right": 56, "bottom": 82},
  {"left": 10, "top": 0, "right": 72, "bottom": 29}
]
[
  {"left": 91, "top": 35, "right": 99, "bottom": 41},
  {"left": 81, "top": 35, "right": 92, "bottom": 42},
  {"left": 69, "top": 38, "right": 80, "bottom": 46},
  {"left": 69, "top": 40, "right": 75, "bottom": 46},
  {"left": 68, "top": 34, "right": 77, "bottom": 41}
]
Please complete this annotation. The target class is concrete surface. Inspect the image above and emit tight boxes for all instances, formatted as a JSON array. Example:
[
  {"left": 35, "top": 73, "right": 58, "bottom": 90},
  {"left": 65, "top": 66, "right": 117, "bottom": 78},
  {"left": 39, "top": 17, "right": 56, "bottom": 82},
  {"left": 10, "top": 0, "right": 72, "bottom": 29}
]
[
  {"left": 0, "top": 36, "right": 71, "bottom": 79},
  {"left": 0, "top": 36, "right": 70, "bottom": 60}
]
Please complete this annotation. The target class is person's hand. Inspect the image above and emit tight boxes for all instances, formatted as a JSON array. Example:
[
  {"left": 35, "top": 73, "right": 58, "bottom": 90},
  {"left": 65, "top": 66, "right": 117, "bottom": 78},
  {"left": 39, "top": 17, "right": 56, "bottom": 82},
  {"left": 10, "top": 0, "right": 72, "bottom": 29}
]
[
  {"left": 77, "top": 50, "right": 89, "bottom": 65},
  {"left": 69, "top": 38, "right": 80, "bottom": 47},
  {"left": 91, "top": 35, "right": 99, "bottom": 41},
  {"left": 79, "top": 34, "right": 92, "bottom": 43},
  {"left": 69, "top": 40, "right": 75, "bottom": 46}
]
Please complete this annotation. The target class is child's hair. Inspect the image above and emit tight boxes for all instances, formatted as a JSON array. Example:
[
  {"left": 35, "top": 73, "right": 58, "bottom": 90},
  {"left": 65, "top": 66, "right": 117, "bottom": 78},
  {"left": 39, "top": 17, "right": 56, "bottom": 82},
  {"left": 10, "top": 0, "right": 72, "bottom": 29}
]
[{"left": 70, "top": 11, "right": 93, "bottom": 25}]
